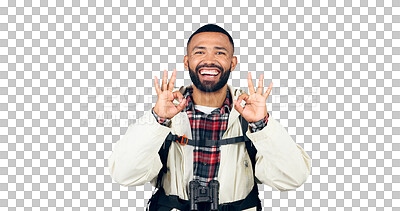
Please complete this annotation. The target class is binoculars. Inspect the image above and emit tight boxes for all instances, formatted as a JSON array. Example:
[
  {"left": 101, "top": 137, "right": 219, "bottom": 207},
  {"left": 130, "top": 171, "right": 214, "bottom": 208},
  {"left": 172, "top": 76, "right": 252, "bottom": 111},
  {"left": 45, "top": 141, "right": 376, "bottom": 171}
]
[{"left": 189, "top": 180, "right": 219, "bottom": 211}]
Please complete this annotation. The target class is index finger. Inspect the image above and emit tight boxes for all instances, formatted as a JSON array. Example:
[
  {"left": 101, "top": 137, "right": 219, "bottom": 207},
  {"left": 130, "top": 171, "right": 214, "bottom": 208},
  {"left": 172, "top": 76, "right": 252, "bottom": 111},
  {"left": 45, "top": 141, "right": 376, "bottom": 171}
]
[{"left": 247, "top": 72, "right": 256, "bottom": 95}]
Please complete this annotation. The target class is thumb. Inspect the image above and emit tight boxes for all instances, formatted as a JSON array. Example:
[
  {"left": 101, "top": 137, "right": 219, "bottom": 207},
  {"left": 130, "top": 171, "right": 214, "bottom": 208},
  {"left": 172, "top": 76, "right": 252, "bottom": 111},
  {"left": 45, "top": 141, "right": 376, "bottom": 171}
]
[
  {"left": 173, "top": 91, "right": 184, "bottom": 102},
  {"left": 233, "top": 100, "right": 244, "bottom": 115},
  {"left": 176, "top": 98, "right": 187, "bottom": 112}
]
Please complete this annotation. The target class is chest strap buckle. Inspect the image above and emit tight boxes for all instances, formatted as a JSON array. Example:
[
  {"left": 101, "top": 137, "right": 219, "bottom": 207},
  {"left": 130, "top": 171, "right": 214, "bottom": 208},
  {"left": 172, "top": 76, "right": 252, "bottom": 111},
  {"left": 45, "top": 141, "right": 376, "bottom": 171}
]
[{"left": 176, "top": 135, "right": 189, "bottom": 145}]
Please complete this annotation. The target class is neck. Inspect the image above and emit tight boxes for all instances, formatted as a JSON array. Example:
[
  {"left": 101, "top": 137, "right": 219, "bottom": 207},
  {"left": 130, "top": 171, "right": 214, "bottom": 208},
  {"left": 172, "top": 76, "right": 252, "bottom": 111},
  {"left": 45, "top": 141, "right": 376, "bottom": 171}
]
[{"left": 192, "top": 85, "right": 228, "bottom": 108}]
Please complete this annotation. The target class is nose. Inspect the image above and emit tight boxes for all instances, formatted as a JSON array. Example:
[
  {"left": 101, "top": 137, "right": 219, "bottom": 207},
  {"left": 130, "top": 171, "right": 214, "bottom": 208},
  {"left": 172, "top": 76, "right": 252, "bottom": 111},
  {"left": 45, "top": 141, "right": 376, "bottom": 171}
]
[{"left": 203, "top": 51, "right": 217, "bottom": 62}]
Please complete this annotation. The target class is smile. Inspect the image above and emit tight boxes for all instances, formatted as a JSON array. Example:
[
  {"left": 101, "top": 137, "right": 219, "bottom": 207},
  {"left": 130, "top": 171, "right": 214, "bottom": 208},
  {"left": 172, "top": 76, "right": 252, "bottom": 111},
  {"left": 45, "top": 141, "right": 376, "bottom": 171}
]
[{"left": 199, "top": 69, "right": 220, "bottom": 77}]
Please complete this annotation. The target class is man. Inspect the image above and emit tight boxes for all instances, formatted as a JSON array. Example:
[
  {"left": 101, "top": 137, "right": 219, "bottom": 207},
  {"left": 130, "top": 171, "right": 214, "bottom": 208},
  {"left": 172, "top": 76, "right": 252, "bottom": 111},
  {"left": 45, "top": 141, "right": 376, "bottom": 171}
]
[{"left": 108, "top": 24, "right": 311, "bottom": 210}]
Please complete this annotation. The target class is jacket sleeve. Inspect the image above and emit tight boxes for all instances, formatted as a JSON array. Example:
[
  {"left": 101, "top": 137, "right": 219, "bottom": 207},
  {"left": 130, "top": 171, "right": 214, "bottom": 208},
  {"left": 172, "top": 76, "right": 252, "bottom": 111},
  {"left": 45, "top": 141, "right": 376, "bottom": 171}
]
[
  {"left": 246, "top": 116, "right": 311, "bottom": 191},
  {"left": 108, "top": 110, "right": 172, "bottom": 187}
]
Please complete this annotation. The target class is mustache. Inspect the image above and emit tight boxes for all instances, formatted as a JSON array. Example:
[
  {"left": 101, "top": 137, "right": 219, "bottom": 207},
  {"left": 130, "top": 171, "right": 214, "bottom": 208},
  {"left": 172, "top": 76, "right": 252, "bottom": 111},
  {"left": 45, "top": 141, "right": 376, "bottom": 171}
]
[{"left": 195, "top": 64, "right": 224, "bottom": 72}]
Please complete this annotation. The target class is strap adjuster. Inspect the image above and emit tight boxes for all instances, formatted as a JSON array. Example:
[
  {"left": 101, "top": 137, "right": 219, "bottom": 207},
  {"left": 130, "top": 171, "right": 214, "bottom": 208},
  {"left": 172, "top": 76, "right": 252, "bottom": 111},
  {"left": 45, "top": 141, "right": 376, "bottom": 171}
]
[{"left": 176, "top": 135, "right": 188, "bottom": 145}]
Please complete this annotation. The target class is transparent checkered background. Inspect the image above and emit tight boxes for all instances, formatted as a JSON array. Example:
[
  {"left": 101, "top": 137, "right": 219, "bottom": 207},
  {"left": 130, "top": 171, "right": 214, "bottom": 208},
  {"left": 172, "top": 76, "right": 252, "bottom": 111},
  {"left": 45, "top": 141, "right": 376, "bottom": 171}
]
[{"left": 0, "top": 0, "right": 399, "bottom": 210}]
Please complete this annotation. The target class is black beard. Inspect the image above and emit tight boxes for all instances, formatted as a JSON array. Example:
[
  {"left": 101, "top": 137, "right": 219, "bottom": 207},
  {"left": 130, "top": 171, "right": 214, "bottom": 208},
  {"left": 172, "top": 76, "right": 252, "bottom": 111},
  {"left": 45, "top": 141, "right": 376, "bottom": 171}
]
[{"left": 188, "top": 62, "right": 231, "bottom": 93}]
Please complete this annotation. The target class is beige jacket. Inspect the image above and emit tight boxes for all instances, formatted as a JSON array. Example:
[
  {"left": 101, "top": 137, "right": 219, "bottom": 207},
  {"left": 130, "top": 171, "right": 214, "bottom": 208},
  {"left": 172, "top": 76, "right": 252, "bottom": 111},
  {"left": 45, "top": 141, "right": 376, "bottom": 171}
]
[{"left": 108, "top": 85, "right": 311, "bottom": 209}]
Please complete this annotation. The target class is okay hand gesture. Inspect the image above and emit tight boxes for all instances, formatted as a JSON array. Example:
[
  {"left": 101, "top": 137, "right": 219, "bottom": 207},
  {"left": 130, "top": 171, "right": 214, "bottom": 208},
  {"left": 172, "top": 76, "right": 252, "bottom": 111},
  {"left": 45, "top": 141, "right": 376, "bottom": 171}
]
[
  {"left": 233, "top": 72, "right": 273, "bottom": 123},
  {"left": 153, "top": 69, "right": 186, "bottom": 119}
]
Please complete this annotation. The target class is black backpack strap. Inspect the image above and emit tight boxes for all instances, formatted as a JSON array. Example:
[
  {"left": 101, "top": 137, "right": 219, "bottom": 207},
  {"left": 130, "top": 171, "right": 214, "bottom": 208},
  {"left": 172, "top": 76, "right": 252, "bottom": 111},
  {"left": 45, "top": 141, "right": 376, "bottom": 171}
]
[
  {"left": 156, "top": 137, "right": 173, "bottom": 189},
  {"left": 240, "top": 116, "right": 262, "bottom": 211},
  {"left": 239, "top": 116, "right": 257, "bottom": 171},
  {"left": 165, "top": 133, "right": 249, "bottom": 147},
  {"left": 218, "top": 184, "right": 260, "bottom": 211},
  {"left": 148, "top": 188, "right": 190, "bottom": 211},
  {"left": 147, "top": 139, "right": 174, "bottom": 210}
]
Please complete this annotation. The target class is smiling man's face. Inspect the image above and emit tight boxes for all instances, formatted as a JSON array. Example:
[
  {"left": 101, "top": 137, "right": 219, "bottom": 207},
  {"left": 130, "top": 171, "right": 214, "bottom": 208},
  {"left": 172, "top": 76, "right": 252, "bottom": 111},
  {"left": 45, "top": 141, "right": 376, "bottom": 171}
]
[{"left": 184, "top": 32, "right": 237, "bottom": 92}]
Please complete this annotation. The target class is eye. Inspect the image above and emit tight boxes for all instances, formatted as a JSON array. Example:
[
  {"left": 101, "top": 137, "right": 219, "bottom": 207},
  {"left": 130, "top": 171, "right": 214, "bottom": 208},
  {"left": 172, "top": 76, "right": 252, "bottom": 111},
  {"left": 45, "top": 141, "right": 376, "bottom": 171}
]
[
  {"left": 194, "top": 51, "right": 204, "bottom": 54},
  {"left": 216, "top": 52, "right": 226, "bottom": 55}
]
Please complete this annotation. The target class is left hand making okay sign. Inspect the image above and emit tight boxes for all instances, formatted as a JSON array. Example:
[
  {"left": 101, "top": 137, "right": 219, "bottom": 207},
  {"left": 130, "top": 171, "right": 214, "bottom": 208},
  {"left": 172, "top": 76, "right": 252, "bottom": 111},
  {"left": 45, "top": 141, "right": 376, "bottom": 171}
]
[{"left": 233, "top": 72, "right": 273, "bottom": 123}]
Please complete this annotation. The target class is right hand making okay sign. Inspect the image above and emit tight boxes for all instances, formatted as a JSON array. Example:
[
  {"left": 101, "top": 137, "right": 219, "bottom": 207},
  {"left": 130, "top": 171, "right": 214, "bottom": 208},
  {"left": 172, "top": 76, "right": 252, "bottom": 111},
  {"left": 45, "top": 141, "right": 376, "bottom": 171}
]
[{"left": 153, "top": 69, "right": 186, "bottom": 119}]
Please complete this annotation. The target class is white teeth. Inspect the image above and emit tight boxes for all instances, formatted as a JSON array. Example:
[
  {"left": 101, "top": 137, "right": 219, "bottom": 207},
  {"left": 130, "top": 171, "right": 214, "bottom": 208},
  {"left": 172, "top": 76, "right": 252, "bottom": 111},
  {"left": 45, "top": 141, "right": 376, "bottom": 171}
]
[{"left": 200, "top": 70, "right": 219, "bottom": 75}]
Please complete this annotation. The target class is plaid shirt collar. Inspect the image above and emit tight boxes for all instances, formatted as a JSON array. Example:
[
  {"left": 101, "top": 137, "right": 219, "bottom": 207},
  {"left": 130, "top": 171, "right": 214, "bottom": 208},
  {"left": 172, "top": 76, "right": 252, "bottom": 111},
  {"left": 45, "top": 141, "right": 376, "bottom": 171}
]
[{"left": 182, "top": 86, "right": 232, "bottom": 114}]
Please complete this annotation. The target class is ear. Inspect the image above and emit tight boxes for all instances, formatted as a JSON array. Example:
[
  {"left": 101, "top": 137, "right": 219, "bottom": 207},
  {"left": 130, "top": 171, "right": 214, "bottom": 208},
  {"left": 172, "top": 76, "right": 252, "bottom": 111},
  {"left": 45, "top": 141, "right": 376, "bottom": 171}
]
[
  {"left": 230, "top": 56, "right": 238, "bottom": 71},
  {"left": 184, "top": 55, "right": 189, "bottom": 71}
]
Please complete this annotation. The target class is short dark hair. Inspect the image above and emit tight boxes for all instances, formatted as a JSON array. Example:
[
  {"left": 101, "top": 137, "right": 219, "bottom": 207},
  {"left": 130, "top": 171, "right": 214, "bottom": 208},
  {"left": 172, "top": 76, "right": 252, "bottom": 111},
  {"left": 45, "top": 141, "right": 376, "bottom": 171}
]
[{"left": 187, "top": 24, "right": 234, "bottom": 51}]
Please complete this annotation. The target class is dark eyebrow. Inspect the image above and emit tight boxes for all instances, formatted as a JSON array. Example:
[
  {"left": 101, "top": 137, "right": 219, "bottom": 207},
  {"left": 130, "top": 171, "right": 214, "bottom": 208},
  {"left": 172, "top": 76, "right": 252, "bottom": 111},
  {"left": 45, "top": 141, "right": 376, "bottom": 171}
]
[
  {"left": 214, "top": 47, "right": 228, "bottom": 52},
  {"left": 192, "top": 46, "right": 206, "bottom": 52},
  {"left": 192, "top": 46, "right": 228, "bottom": 52}
]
